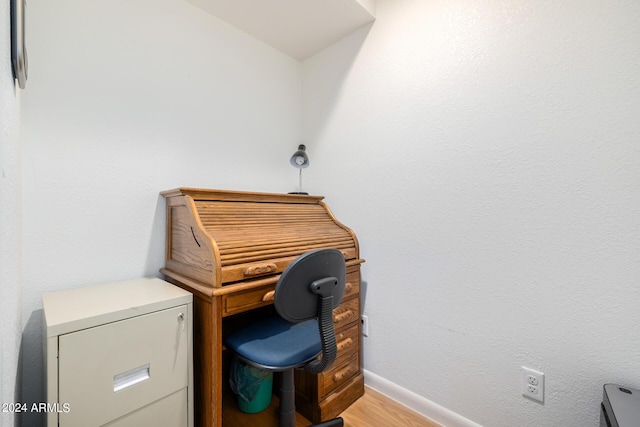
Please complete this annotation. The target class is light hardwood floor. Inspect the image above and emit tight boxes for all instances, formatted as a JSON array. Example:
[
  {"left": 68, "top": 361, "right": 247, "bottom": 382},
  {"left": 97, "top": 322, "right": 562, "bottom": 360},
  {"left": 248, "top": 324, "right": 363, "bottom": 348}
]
[
  {"left": 223, "top": 386, "right": 442, "bottom": 426},
  {"left": 341, "top": 387, "right": 442, "bottom": 427}
]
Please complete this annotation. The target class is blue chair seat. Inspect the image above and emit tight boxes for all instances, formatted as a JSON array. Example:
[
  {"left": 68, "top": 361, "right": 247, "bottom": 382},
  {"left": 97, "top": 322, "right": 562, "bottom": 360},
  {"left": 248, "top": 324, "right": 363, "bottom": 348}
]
[
  {"left": 224, "top": 249, "right": 346, "bottom": 427},
  {"left": 226, "top": 316, "right": 321, "bottom": 370}
]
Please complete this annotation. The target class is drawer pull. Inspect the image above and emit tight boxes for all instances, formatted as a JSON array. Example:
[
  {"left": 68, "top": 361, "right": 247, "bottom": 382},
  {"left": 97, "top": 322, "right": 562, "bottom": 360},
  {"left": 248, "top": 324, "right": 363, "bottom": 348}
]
[
  {"left": 344, "top": 282, "right": 354, "bottom": 293},
  {"left": 262, "top": 290, "right": 275, "bottom": 302},
  {"left": 244, "top": 263, "right": 277, "bottom": 277},
  {"left": 333, "top": 309, "right": 356, "bottom": 324},
  {"left": 333, "top": 365, "right": 356, "bottom": 383},
  {"left": 114, "top": 363, "right": 150, "bottom": 392},
  {"left": 340, "top": 250, "right": 349, "bottom": 258},
  {"left": 337, "top": 337, "right": 353, "bottom": 352}
]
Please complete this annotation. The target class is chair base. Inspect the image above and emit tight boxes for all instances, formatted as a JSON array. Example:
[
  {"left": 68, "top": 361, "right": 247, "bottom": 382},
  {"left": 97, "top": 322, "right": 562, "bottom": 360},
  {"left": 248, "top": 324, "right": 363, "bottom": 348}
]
[
  {"left": 279, "top": 369, "right": 296, "bottom": 427},
  {"left": 278, "top": 369, "right": 344, "bottom": 427},
  {"left": 310, "top": 417, "right": 344, "bottom": 427}
]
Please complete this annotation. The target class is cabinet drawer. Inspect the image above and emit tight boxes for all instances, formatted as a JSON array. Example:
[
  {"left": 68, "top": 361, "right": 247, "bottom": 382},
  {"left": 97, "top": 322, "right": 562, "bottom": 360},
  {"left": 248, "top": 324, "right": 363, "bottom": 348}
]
[
  {"left": 58, "top": 305, "right": 189, "bottom": 427},
  {"left": 320, "top": 323, "right": 359, "bottom": 398},
  {"left": 103, "top": 388, "right": 188, "bottom": 427},
  {"left": 332, "top": 298, "right": 359, "bottom": 331}
]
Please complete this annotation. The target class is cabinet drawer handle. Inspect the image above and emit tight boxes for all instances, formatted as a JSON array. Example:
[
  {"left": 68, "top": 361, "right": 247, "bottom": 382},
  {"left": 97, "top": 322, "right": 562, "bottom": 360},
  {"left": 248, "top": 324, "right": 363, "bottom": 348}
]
[
  {"left": 114, "top": 363, "right": 150, "bottom": 392},
  {"left": 244, "top": 263, "right": 277, "bottom": 277},
  {"left": 333, "top": 309, "right": 356, "bottom": 324},
  {"left": 337, "top": 337, "right": 353, "bottom": 352},
  {"left": 178, "top": 313, "right": 185, "bottom": 331},
  {"left": 340, "top": 250, "right": 349, "bottom": 258},
  {"left": 333, "top": 365, "right": 356, "bottom": 383},
  {"left": 262, "top": 290, "right": 275, "bottom": 302},
  {"left": 344, "top": 282, "right": 354, "bottom": 293}
]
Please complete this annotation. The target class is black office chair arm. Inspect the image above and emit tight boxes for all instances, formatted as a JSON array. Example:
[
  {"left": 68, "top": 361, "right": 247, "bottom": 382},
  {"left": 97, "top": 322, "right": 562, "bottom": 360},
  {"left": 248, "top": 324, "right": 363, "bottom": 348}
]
[{"left": 305, "top": 277, "right": 339, "bottom": 374}]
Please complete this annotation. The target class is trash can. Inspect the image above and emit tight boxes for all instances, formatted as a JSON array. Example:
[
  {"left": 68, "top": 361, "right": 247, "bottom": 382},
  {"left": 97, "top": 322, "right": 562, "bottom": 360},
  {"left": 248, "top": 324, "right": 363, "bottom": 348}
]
[{"left": 230, "top": 359, "right": 273, "bottom": 414}]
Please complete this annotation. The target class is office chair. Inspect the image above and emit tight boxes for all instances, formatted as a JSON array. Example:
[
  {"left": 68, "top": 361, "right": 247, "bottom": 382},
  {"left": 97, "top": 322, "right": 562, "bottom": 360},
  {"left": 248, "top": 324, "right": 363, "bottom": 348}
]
[{"left": 225, "top": 248, "right": 347, "bottom": 427}]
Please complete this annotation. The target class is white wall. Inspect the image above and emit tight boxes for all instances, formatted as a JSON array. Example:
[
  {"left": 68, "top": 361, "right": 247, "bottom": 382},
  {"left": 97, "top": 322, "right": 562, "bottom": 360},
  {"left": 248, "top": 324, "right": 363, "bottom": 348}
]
[
  {"left": 20, "top": 0, "right": 301, "bottom": 424},
  {"left": 1, "top": 1, "right": 22, "bottom": 426},
  {"left": 303, "top": 1, "right": 640, "bottom": 426},
  {"left": 15, "top": 0, "right": 640, "bottom": 425}
]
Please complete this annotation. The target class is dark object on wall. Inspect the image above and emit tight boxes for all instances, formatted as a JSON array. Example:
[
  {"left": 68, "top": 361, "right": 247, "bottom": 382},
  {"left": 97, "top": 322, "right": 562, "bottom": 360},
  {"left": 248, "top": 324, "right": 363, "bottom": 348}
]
[
  {"left": 10, "top": 0, "right": 28, "bottom": 89},
  {"left": 601, "top": 384, "right": 640, "bottom": 427}
]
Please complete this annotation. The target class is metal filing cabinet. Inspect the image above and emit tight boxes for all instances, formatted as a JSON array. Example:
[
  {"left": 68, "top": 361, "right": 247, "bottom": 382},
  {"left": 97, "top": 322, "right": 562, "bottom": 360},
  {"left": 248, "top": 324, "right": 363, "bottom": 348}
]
[{"left": 43, "top": 277, "right": 193, "bottom": 427}]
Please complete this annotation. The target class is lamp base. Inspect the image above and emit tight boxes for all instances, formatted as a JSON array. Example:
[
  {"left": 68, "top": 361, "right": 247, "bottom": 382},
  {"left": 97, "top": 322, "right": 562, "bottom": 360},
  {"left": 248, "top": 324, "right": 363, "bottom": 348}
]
[{"left": 288, "top": 192, "right": 309, "bottom": 195}]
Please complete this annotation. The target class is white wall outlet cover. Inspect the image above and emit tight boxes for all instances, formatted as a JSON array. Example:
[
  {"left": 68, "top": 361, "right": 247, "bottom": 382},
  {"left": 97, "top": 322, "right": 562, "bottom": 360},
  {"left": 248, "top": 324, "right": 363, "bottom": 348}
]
[
  {"left": 522, "top": 367, "right": 545, "bottom": 403},
  {"left": 361, "top": 314, "right": 369, "bottom": 337}
]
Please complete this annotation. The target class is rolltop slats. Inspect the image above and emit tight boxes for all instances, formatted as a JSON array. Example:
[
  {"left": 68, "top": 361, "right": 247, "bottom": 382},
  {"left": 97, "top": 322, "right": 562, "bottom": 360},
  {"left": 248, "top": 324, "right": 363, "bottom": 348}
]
[{"left": 162, "top": 188, "right": 359, "bottom": 288}]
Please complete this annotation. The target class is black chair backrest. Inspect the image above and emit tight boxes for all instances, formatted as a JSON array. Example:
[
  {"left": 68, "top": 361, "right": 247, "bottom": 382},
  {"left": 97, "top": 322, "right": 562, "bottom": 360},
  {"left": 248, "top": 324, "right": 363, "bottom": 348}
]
[{"left": 274, "top": 249, "right": 346, "bottom": 373}]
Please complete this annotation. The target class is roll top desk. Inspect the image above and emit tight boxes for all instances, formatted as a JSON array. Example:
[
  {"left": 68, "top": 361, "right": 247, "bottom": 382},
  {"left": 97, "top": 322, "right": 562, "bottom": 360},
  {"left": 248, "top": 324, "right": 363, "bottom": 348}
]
[{"left": 160, "top": 188, "right": 364, "bottom": 427}]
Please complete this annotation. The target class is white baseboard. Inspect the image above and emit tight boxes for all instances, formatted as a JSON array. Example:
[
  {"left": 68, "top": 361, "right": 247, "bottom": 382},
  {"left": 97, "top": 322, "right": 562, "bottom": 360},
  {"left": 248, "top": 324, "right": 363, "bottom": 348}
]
[{"left": 363, "top": 369, "right": 483, "bottom": 427}]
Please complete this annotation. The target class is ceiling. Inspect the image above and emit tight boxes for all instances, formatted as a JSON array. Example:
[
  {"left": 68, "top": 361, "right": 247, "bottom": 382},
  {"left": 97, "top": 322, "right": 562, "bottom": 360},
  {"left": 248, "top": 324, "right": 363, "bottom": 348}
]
[{"left": 187, "top": 0, "right": 376, "bottom": 60}]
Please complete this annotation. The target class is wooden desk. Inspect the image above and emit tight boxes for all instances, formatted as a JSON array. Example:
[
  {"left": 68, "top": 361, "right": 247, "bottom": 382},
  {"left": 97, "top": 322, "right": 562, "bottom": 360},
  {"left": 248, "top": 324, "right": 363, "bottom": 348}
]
[{"left": 160, "top": 188, "right": 364, "bottom": 427}]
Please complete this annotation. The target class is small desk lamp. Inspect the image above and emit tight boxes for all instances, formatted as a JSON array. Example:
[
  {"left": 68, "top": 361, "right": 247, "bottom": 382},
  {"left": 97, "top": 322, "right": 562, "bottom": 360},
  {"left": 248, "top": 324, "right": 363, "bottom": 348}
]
[{"left": 289, "top": 144, "right": 309, "bottom": 195}]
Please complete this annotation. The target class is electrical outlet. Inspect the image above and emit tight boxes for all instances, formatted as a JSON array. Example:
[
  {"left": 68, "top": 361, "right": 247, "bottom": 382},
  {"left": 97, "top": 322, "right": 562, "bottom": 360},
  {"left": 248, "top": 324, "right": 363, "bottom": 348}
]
[
  {"left": 522, "top": 367, "right": 544, "bottom": 403},
  {"left": 361, "top": 315, "right": 369, "bottom": 337}
]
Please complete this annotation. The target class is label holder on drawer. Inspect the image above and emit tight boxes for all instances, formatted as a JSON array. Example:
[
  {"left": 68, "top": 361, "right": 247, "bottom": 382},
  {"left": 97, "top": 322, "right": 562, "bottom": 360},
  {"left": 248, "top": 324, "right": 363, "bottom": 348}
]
[{"left": 113, "top": 363, "right": 150, "bottom": 392}]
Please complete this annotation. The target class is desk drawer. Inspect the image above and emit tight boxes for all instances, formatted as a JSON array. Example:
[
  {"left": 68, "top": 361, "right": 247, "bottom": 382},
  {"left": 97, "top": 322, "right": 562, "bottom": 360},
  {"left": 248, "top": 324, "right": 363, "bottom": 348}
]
[
  {"left": 221, "top": 273, "right": 358, "bottom": 319},
  {"left": 343, "top": 270, "right": 360, "bottom": 300},
  {"left": 334, "top": 323, "right": 359, "bottom": 361},
  {"left": 58, "top": 305, "right": 188, "bottom": 427},
  {"left": 221, "top": 249, "right": 358, "bottom": 283},
  {"left": 333, "top": 298, "right": 359, "bottom": 331},
  {"left": 221, "top": 283, "right": 276, "bottom": 317},
  {"left": 320, "top": 323, "right": 359, "bottom": 398}
]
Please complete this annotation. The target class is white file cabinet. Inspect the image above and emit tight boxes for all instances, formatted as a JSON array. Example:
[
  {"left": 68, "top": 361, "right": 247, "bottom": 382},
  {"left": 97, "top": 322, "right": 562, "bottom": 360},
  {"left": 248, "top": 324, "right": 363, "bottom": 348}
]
[{"left": 43, "top": 277, "right": 193, "bottom": 427}]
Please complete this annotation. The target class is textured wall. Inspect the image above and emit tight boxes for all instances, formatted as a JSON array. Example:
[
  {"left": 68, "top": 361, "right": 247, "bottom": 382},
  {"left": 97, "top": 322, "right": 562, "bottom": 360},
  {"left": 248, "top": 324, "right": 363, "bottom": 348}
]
[
  {"left": 0, "top": 1, "right": 22, "bottom": 427},
  {"left": 19, "top": 0, "right": 301, "bottom": 424},
  {"left": 303, "top": 1, "right": 640, "bottom": 426}
]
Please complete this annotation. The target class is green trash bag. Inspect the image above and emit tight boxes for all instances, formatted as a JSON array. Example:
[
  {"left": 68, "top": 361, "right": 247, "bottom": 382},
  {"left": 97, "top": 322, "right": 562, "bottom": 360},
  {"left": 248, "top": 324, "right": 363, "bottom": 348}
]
[{"left": 229, "top": 358, "right": 273, "bottom": 413}]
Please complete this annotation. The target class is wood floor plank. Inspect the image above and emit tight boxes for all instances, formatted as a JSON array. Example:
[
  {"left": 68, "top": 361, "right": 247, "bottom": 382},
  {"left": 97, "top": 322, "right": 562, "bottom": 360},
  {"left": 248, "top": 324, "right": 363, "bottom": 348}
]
[
  {"left": 341, "top": 387, "right": 442, "bottom": 427},
  {"left": 222, "top": 386, "right": 442, "bottom": 426}
]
